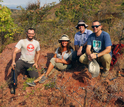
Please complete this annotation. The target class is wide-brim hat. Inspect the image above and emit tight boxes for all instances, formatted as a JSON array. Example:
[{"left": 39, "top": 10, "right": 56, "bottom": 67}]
[
  {"left": 75, "top": 20, "right": 88, "bottom": 29},
  {"left": 58, "top": 34, "right": 70, "bottom": 43},
  {"left": 88, "top": 59, "right": 100, "bottom": 78}
]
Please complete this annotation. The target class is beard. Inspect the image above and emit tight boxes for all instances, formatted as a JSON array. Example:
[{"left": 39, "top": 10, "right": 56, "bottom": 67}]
[{"left": 27, "top": 36, "right": 34, "bottom": 41}]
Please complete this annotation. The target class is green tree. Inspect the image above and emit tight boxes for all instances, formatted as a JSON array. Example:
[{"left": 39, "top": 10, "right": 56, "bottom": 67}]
[
  {"left": 0, "top": 5, "right": 16, "bottom": 45},
  {"left": 55, "top": 0, "right": 101, "bottom": 22}
]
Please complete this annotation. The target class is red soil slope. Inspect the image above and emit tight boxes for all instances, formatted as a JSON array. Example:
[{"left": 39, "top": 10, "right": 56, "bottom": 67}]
[{"left": 0, "top": 43, "right": 124, "bottom": 107}]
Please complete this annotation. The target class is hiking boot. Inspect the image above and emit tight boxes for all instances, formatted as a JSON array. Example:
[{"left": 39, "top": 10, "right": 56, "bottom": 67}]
[
  {"left": 39, "top": 76, "right": 47, "bottom": 84},
  {"left": 101, "top": 70, "right": 109, "bottom": 78},
  {"left": 27, "top": 82, "right": 36, "bottom": 87}
]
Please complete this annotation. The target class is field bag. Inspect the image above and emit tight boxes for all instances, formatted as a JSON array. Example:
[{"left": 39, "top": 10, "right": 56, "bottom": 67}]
[{"left": 110, "top": 43, "right": 124, "bottom": 70}]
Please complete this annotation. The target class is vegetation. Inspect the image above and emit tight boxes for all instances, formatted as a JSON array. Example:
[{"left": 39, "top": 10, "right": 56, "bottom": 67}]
[
  {"left": 44, "top": 81, "right": 56, "bottom": 90},
  {"left": 55, "top": 0, "right": 101, "bottom": 22},
  {"left": 0, "top": 5, "right": 17, "bottom": 45},
  {"left": 23, "top": 78, "right": 35, "bottom": 90},
  {"left": 0, "top": 0, "right": 124, "bottom": 49},
  {"left": 0, "top": 0, "right": 124, "bottom": 106}
]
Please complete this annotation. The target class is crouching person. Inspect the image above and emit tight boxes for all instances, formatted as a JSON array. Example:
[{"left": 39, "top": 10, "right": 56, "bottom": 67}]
[
  {"left": 70, "top": 20, "right": 92, "bottom": 62},
  {"left": 27, "top": 34, "right": 73, "bottom": 86},
  {"left": 79, "top": 20, "right": 112, "bottom": 78},
  {"left": 10, "top": 28, "right": 40, "bottom": 93}
]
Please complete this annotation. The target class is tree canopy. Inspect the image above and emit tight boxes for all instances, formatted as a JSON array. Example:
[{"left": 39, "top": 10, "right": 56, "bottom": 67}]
[{"left": 0, "top": 5, "right": 17, "bottom": 44}]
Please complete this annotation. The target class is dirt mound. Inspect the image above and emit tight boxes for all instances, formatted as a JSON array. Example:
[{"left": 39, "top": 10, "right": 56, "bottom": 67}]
[{"left": 0, "top": 43, "right": 124, "bottom": 107}]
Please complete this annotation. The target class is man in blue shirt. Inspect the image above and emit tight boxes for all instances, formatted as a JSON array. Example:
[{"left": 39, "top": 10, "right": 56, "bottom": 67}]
[
  {"left": 70, "top": 20, "right": 92, "bottom": 61},
  {"left": 79, "top": 20, "right": 112, "bottom": 78}
]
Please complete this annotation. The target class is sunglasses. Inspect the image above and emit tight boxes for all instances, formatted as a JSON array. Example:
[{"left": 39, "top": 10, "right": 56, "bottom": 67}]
[
  {"left": 28, "top": 33, "right": 35, "bottom": 35},
  {"left": 92, "top": 25, "right": 101, "bottom": 28}
]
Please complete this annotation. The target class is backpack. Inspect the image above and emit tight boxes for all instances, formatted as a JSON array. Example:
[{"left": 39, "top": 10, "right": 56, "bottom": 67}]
[{"left": 110, "top": 43, "right": 124, "bottom": 70}]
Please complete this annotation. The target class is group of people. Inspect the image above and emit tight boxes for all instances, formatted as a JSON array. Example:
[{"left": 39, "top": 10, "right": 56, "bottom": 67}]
[{"left": 10, "top": 20, "right": 112, "bottom": 93}]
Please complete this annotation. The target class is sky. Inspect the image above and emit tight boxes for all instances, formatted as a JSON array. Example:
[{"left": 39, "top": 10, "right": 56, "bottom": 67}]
[{"left": 0, "top": 0, "right": 60, "bottom": 9}]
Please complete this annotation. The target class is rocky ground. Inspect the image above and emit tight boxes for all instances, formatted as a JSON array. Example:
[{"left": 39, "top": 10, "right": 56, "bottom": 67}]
[{"left": 0, "top": 43, "right": 124, "bottom": 107}]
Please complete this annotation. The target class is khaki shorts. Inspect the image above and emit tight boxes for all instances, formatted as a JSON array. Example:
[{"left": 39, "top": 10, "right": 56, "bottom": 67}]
[{"left": 50, "top": 58, "right": 72, "bottom": 70}]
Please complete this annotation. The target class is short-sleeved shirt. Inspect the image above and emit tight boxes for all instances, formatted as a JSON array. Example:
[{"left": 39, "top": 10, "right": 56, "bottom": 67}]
[
  {"left": 16, "top": 39, "right": 40, "bottom": 64},
  {"left": 87, "top": 31, "right": 112, "bottom": 56},
  {"left": 74, "top": 29, "right": 93, "bottom": 46},
  {"left": 55, "top": 47, "right": 73, "bottom": 61}
]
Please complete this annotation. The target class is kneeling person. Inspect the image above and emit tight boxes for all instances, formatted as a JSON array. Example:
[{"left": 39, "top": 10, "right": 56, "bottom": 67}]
[{"left": 10, "top": 28, "right": 40, "bottom": 93}]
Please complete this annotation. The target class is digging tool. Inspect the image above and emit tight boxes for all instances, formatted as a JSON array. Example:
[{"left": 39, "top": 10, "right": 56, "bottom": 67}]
[{"left": 10, "top": 65, "right": 16, "bottom": 94}]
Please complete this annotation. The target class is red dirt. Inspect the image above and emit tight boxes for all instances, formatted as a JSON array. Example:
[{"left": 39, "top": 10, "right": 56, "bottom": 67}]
[{"left": 0, "top": 43, "right": 124, "bottom": 107}]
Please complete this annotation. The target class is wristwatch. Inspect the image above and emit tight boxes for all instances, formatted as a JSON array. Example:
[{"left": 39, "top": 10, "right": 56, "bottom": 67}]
[{"left": 96, "top": 54, "right": 98, "bottom": 58}]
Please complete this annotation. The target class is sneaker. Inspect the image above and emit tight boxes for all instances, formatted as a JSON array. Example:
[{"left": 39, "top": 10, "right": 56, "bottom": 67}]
[
  {"left": 27, "top": 82, "right": 36, "bottom": 87},
  {"left": 39, "top": 76, "right": 47, "bottom": 84}
]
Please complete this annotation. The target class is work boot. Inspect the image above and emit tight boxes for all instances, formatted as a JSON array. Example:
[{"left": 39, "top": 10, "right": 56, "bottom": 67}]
[{"left": 101, "top": 70, "right": 109, "bottom": 78}]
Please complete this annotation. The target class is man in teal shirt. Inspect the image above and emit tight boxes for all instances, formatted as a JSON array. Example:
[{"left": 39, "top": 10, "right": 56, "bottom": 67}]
[{"left": 79, "top": 20, "right": 112, "bottom": 78}]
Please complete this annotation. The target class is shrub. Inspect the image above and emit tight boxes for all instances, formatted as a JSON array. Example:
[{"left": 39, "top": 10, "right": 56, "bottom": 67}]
[{"left": 0, "top": 5, "right": 17, "bottom": 45}]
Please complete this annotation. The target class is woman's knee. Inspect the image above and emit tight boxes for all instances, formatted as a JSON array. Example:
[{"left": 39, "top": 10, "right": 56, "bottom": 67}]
[{"left": 50, "top": 58, "right": 56, "bottom": 66}]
